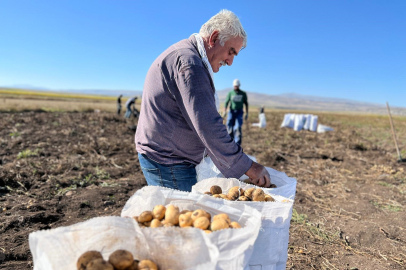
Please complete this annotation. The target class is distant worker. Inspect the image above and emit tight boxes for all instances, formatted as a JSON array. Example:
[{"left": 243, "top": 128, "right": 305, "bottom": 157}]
[
  {"left": 125, "top": 96, "right": 138, "bottom": 118},
  {"left": 259, "top": 104, "right": 265, "bottom": 114},
  {"left": 223, "top": 79, "right": 249, "bottom": 145},
  {"left": 117, "top": 94, "right": 123, "bottom": 115}
]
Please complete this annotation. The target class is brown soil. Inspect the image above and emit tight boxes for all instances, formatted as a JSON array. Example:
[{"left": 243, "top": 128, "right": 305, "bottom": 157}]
[{"left": 1, "top": 111, "right": 405, "bottom": 270}]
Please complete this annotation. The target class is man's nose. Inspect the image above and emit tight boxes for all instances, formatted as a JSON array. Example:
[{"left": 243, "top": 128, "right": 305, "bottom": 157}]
[{"left": 226, "top": 55, "right": 235, "bottom": 66}]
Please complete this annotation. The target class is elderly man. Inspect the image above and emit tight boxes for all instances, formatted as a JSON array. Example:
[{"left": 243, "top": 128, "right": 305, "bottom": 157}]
[
  {"left": 224, "top": 79, "right": 249, "bottom": 145},
  {"left": 135, "top": 10, "right": 271, "bottom": 191}
]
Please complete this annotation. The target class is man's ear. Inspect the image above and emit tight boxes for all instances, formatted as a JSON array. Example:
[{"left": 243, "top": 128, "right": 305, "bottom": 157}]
[{"left": 209, "top": 30, "right": 219, "bottom": 47}]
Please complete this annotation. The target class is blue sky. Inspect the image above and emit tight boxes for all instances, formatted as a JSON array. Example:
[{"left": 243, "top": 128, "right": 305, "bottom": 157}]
[{"left": 0, "top": 0, "right": 405, "bottom": 106}]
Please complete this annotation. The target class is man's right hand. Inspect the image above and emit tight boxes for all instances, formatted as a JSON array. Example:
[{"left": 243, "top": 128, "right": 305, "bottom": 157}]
[{"left": 245, "top": 162, "right": 271, "bottom": 188}]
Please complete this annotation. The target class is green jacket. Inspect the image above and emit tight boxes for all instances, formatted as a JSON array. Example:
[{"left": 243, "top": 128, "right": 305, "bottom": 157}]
[{"left": 225, "top": 89, "right": 248, "bottom": 110}]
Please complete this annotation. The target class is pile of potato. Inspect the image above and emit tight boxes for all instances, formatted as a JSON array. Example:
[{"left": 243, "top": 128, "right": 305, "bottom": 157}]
[
  {"left": 77, "top": 249, "right": 157, "bottom": 270},
  {"left": 133, "top": 205, "right": 241, "bottom": 233},
  {"left": 204, "top": 185, "right": 276, "bottom": 202}
]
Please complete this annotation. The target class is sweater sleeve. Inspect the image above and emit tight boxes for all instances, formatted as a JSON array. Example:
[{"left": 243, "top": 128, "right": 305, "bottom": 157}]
[{"left": 172, "top": 64, "right": 252, "bottom": 178}]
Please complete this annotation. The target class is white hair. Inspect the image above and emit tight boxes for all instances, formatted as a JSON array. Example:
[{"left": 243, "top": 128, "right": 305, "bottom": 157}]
[{"left": 199, "top": 9, "right": 247, "bottom": 49}]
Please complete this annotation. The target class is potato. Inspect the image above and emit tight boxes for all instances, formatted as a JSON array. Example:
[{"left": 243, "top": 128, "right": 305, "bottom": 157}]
[
  {"left": 125, "top": 261, "right": 139, "bottom": 270},
  {"left": 152, "top": 205, "right": 166, "bottom": 220},
  {"left": 138, "top": 211, "right": 153, "bottom": 223},
  {"left": 227, "top": 186, "right": 243, "bottom": 201},
  {"left": 108, "top": 250, "right": 134, "bottom": 270},
  {"left": 204, "top": 230, "right": 212, "bottom": 234},
  {"left": 191, "top": 209, "right": 207, "bottom": 221},
  {"left": 163, "top": 222, "right": 174, "bottom": 227},
  {"left": 244, "top": 187, "right": 256, "bottom": 199},
  {"left": 138, "top": 260, "right": 158, "bottom": 270},
  {"left": 87, "top": 258, "right": 114, "bottom": 270},
  {"left": 252, "top": 189, "right": 266, "bottom": 202},
  {"left": 204, "top": 191, "right": 212, "bottom": 196},
  {"left": 133, "top": 216, "right": 139, "bottom": 223},
  {"left": 179, "top": 212, "right": 193, "bottom": 227},
  {"left": 77, "top": 250, "right": 103, "bottom": 270},
  {"left": 213, "top": 213, "right": 231, "bottom": 224},
  {"left": 237, "top": 196, "right": 250, "bottom": 201},
  {"left": 219, "top": 194, "right": 229, "bottom": 200},
  {"left": 193, "top": 216, "right": 210, "bottom": 230},
  {"left": 150, "top": 219, "right": 162, "bottom": 228},
  {"left": 213, "top": 194, "right": 221, "bottom": 198},
  {"left": 210, "top": 185, "right": 222, "bottom": 195},
  {"left": 165, "top": 205, "right": 180, "bottom": 225},
  {"left": 265, "top": 195, "right": 275, "bottom": 202},
  {"left": 143, "top": 221, "right": 151, "bottom": 227},
  {"left": 230, "top": 221, "right": 242, "bottom": 229},
  {"left": 211, "top": 219, "right": 229, "bottom": 231},
  {"left": 205, "top": 211, "right": 211, "bottom": 221},
  {"left": 180, "top": 209, "right": 192, "bottom": 214}
]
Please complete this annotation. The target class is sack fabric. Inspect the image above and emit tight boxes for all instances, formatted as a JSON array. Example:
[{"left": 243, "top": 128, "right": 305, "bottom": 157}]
[
  {"left": 192, "top": 178, "right": 295, "bottom": 270},
  {"left": 29, "top": 216, "right": 219, "bottom": 270},
  {"left": 121, "top": 186, "right": 262, "bottom": 270}
]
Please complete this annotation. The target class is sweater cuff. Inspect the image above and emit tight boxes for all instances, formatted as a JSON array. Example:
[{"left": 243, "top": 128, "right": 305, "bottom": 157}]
[{"left": 222, "top": 153, "right": 253, "bottom": 179}]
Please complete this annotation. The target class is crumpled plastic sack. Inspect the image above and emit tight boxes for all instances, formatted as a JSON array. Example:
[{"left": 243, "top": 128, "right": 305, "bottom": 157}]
[
  {"left": 29, "top": 216, "right": 219, "bottom": 270},
  {"left": 196, "top": 157, "right": 297, "bottom": 200},
  {"left": 196, "top": 155, "right": 257, "bottom": 183},
  {"left": 121, "top": 186, "right": 262, "bottom": 270},
  {"left": 317, "top": 124, "right": 334, "bottom": 133},
  {"left": 192, "top": 178, "right": 295, "bottom": 270}
]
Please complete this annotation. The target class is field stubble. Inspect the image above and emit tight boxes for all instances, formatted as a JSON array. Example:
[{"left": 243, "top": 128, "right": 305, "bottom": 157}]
[{"left": 0, "top": 100, "right": 405, "bottom": 269}]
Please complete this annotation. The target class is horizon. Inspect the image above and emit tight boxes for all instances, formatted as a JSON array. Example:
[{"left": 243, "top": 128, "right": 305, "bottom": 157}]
[
  {"left": 1, "top": 1, "right": 405, "bottom": 106},
  {"left": 1, "top": 85, "right": 401, "bottom": 109}
]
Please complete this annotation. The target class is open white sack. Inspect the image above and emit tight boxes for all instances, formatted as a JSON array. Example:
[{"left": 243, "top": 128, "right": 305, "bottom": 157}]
[
  {"left": 29, "top": 216, "right": 219, "bottom": 270},
  {"left": 121, "top": 186, "right": 262, "bottom": 270},
  {"left": 196, "top": 156, "right": 297, "bottom": 200},
  {"left": 192, "top": 178, "right": 295, "bottom": 270}
]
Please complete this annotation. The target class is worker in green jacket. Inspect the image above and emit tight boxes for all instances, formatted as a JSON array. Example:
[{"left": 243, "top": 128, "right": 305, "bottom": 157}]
[{"left": 223, "top": 79, "right": 249, "bottom": 145}]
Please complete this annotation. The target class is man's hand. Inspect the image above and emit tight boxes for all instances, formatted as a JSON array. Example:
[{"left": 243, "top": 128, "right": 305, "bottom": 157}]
[
  {"left": 244, "top": 113, "right": 248, "bottom": 121},
  {"left": 245, "top": 162, "right": 271, "bottom": 188}
]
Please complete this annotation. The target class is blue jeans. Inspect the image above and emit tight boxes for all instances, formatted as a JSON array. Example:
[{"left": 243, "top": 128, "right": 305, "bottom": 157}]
[
  {"left": 227, "top": 109, "right": 243, "bottom": 145},
  {"left": 138, "top": 153, "right": 197, "bottom": 192},
  {"left": 124, "top": 108, "right": 132, "bottom": 118}
]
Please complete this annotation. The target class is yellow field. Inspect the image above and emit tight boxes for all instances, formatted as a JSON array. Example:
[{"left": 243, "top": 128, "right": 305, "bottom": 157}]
[{"left": 0, "top": 88, "right": 140, "bottom": 112}]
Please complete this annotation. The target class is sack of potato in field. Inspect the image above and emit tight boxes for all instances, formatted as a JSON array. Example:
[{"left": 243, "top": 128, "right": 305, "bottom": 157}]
[
  {"left": 196, "top": 156, "right": 297, "bottom": 200},
  {"left": 121, "top": 186, "right": 262, "bottom": 270},
  {"left": 29, "top": 216, "right": 219, "bottom": 270},
  {"left": 192, "top": 178, "right": 295, "bottom": 270}
]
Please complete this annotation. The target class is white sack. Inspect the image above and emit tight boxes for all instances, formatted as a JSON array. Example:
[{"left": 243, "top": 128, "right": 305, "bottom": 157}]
[
  {"left": 309, "top": 115, "right": 318, "bottom": 132},
  {"left": 121, "top": 186, "right": 262, "bottom": 270},
  {"left": 280, "top": 113, "right": 294, "bottom": 128},
  {"left": 196, "top": 155, "right": 257, "bottom": 182},
  {"left": 303, "top": 114, "right": 311, "bottom": 130},
  {"left": 293, "top": 114, "right": 304, "bottom": 131},
  {"left": 317, "top": 124, "right": 334, "bottom": 133},
  {"left": 29, "top": 216, "right": 219, "bottom": 270},
  {"left": 192, "top": 178, "right": 294, "bottom": 270},
  {"left": 252, "top": 113, "right": 267, "bottom": 128},
  {"left": 197, "top": 158, "right": 296, "bottom": 200}
]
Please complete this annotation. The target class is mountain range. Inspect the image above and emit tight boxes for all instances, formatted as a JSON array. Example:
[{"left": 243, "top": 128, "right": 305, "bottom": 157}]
[{"left": 3, "top": 85, "right": 405, "bottom": 115}]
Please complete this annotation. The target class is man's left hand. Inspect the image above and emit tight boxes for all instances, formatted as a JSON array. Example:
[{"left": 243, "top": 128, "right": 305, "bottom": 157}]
[{"left": 244, "top": 113, "right": 248, "bottom": 120}]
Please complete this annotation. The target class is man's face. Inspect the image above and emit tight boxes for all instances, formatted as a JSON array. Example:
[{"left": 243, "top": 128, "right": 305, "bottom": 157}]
[
  {"left": 208, "top": 35, "right": 244, "bottom": 73},
  {"left": 234, "top": 86, "right": 239, "bottom": 91}
]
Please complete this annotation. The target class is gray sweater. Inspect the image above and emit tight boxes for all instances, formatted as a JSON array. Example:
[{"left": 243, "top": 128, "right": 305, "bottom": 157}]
[{"left": 135, "top": 35, "right": 252, "bottom": 179}]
